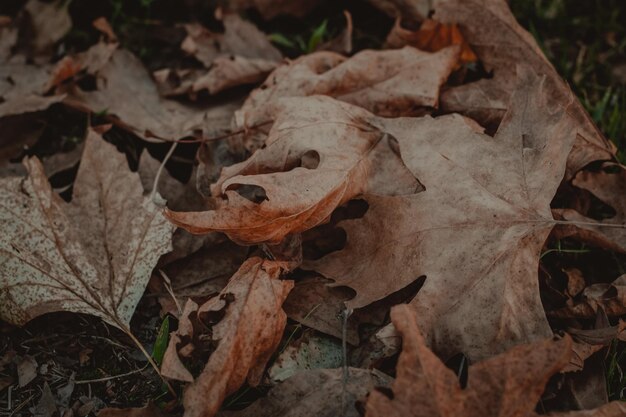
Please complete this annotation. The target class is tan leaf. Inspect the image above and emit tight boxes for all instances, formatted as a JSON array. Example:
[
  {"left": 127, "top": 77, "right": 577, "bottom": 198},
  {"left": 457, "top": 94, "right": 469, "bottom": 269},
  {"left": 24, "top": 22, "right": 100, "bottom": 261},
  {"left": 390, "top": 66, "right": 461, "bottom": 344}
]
[
  {"left": 218, "top": 368, "right": 392, "bottom": 417},
  {"left": 554, "top": 163, "right": 626, "bottom": 252},
  {"left": 308, "top": 70, "right": 574, "bottom": 360},
  {"left": 162, "top": 257, "right": 293, "bottom": 417},
  {"left": 22, "top": 0, "right": 72, "bottom": 60},
  {"left": 0, "top": 130, "right": 174, "bottom": 330},
  {"left": 166, "top": 96, "right": 421, "bottom": 244},
  {"left": 433, "top": 0, "right": 615, "bottom": 176},
  {"left": 233, "top": 45, "right": 459, "bottom": 151},
  {"left": 0, "top": 16, "right": 18, "bottom": 61},
  {"left": 64, "top": 50, "right": 240, "bottom": 142},
  {"left": 364, "top": 304, "right": 572, "bottom": 417},
  {"left": 0, "top": 62, "right": 65, "bottom": 118},
  {"left": 98, "top": 403, "right": 169, "bottom": 417}
]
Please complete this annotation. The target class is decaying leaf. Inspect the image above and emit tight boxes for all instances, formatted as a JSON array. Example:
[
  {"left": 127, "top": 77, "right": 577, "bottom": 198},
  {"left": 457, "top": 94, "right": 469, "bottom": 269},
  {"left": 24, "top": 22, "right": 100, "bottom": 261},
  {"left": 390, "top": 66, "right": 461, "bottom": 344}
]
[
  {"left": 432, "top": 0, "right": 615, "bottom": 175},
  {"left": 156, "top": 15, "right": 282, "bottom": 97},
  {"left": 162, "top": 257, "right": 293, "bottom": 417},
  {"left": 98, "top": 403, "right": 168, "bottom": 417},
  {"left": 64, "top": 50, "right": 240, "bottom": 142},
  {"left": 219, "top": 368, "right": 391, "bottom": 417},
  {"left": 550, "top": 275, "right": 626, "bottom": 318},
  {"left": 366, "top": 0, "right": 432, "bottom": 26},
  {"left": 22, "top": 0, "right": 72, "bottom": 60},
  {"left": 309, "top": 70, "right": 574, "bottom": 360},
  {"left": 365, "top": 304, "right": 572, "bottom": 417},
  {"left": 166, "top": 96, "right": 420, "bottom": 244},
  {"left": 547, "top": 402, "right": 626, "bottom": 417},
  {"left": 555, "top": 163, "right": 626, "bottom": 253},
  {"left": 233, "top": 45, "right": 459, "bottom": 151},
  {"left": 0, "top": 130, "right": 174, "bottom": 330},
  {"left": 385, "top": 18, "right": 477, "bottom": 64}
]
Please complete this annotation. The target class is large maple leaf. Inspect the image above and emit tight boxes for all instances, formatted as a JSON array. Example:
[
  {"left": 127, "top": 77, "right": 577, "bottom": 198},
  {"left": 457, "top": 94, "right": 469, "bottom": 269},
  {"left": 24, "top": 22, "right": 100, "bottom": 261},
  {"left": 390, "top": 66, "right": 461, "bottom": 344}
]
[
  {"left": 308, "top": 69, "right": 577, "bottom": 360},
  {"left": 0, "top": 130, "right": 174, "bottom": 331}
]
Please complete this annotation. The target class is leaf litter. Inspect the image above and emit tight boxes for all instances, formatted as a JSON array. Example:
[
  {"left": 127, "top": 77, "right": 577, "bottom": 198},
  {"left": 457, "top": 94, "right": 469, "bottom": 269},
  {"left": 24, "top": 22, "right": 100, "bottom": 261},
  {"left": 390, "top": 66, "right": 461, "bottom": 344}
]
[{"left": 0, "top": 0, "right": 625, "bottom": 416}]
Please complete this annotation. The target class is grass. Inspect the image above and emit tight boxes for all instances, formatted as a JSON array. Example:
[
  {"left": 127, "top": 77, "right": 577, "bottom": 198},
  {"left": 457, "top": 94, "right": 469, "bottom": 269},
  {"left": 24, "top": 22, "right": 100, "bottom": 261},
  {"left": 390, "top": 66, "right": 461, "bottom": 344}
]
[{"left": 511, "top": 0, "right": 626, "bottom": 401}]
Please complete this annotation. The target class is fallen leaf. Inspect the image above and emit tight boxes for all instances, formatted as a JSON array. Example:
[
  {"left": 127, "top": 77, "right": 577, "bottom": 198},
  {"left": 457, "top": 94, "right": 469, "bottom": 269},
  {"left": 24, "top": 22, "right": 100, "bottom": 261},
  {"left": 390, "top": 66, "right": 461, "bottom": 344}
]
[
  {"left": 17, "top": 355, "right": 38, "bottom": 387},
  {"left": 22, "top": 0, "right": 72, "bottom": 61},
  {"left": 364, "top": 304, "right": 572, "bottom": 417},
  {"left": 366, "top": 0, "right": 432, "bottom": 26},
  {"left": 432, "top": 0, "right": 615, "bottom": 176},
  {"left": 0, "top": 16, "right": 18, "bottom": 61},
  {"left": 308, "top": 69, "right": 574, "bottom": 360},
  {"left": 554, "top": 163, "right": 626, "bottom": 253},
  {"left": 63, "top": 49, "right": 240, "bottom": 142},
  {"left": 46, "top": 41, "right": 118, "bottom": 90},
  {"left": 0, "top": 130, "right": 174, "bottom": 330},
  {"left": 218, "top": 368, "right": 392, "bottom": 417},
  {"left": 162, "top": 257, "right": 293, "bottom": 417},
  {"left": 386, "top": 18, "right": 477, "bottom": 64},
  {"left": 268, "top": 332, "right": 343, "bottom": 382},
  {"left": 232, "top": 45, "right": 459, "bottom": 151},
  {"left": 0, "top": 62, "right": 65, "bottom": 118},
  {"left": 166, "top": 96, "right": 421, "bottom": 244},
  {"left": 32, "top": 382, "right": 57, "bottom": 417},
  {"left": 547, "top": 401, "right": 626, "bottom": 416},
  {"left": 550, "top": 275, "right": 626, "bottom": 318}
]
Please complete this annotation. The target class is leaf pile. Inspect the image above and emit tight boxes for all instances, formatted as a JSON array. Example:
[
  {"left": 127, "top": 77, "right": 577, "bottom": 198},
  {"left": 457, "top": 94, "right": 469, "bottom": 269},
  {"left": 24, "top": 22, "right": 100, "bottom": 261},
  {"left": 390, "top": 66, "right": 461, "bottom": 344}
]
[{"left": 1, "top": 0, "right": 625, "bottom": 416}]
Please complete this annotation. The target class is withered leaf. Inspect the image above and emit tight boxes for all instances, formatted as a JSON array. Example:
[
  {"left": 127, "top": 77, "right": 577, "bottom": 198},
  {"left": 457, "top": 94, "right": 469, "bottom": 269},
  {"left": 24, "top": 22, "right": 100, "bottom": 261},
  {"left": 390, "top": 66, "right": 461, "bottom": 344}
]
[
  {"left": 433, "top": 0, "right": 615, "bottom": 175},
  {"left": 555, "top": 163, "right": 626, "bottom": 253},
  {"left": 22, "top": 0, "right": 72, "bottom": 60},
  {"left": 64, "top": 50, "right": 240, "bottom": 142},
  {"left": 365, "top": 304, "right": 572, "bottom": 417},
  {"left": 219, "top": 368, "right": 391, "bottom": 417},
  {"left": 308, "top": 70, "right": 574, "bottom": 360},
  {"left": 550, "top": 275, "right": 626, "bottom": 319},
  {"left": 0, "top": 130, "right": 174, "bottom": 330},
  {"left": 547, "top": 402, "right": 626, "bottom": 417},
  {"left": 166, "top": 96, "right": 420, "bottom": 244},
  {"left": 233, "top": 45, "right": 459, "bottom": 151},
  {"left": 162, "top": 257, "right": 293, "bottom": 417}
]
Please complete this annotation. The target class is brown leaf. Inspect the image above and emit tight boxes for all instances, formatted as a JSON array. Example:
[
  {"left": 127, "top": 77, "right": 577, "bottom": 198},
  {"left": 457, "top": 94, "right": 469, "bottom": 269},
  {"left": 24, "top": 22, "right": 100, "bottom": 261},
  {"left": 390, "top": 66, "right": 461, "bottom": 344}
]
[
  {"left": 364, "top": 304, "right": 572, "bottom": 417},
  {"left": 366, "top": 0, "right": 432, "bottom": 26},
  {"left": 308, "top": 69, "right": 574, "bottom": 360},
  {"left": 218, "top": 368, "right": 392, "bottom": 417},
  {"left": 550, "top": 275, "right": 626, "bottom": 318},
  {"left": 386, "top": 18, "right": 477, "bottom": 64},
  {"left": 0, "top": 130, "right": 174, "bottom": 330},
  {"left": 166, "top": 96, "right": 421, "bottom": 244},
  {"left": 433, "top": 0, "right": 615, "bottom": 176},
  {"left": 64, "top": 50, "right": 240, "bottom": 142},
  {"left": 46, "top": 41, "right": 118, "bottom": 90},
  {"left": 162, "top": 257, "right": 293, "bottom": 417},
  {"left": 0, "top": 62, "right": 65, "bottom": 118},
  {"left": 555, "top": 163, "right": 626, "bottom": 253},
  {"left": 233, "top": 45, "right": 459, "bottom": 151},
  {"left": 22, "top": 0, "right": 72, "bottom": 61},
  {"left": 0, "top": 16, "right": 18, "bottom": 61}
]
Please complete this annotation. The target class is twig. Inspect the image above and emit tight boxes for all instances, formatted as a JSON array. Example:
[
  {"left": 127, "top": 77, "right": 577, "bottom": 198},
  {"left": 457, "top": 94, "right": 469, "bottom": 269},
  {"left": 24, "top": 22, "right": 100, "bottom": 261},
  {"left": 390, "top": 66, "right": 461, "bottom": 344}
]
[
  {"left": 159, "top": 269, "right": 182, "bottom": 316},
  {"left": 75, "top": 364, "right": 149, "bottom": 384},
  {"left": 149, "top": 140, "right": 178, "bottom": 203}
]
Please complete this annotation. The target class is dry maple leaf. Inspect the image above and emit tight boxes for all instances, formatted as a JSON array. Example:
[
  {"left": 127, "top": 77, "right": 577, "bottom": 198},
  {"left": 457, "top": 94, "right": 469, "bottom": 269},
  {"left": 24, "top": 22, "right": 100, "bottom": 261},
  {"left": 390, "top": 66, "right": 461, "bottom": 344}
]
[
  {"left": 308, "top": 69, "right": 576, "bottom": 360},
  {"left": 0, "top": 129, "right": 174, "bottom": 331},
  {"left": 365, "top": 304, "right": 572, "bottom": 417},
  {"left": 64, "top": 50, "right": 240, "bottom": 142},
  {"left": 432, "top": 0, "right": 615, "bottom": 176},
  {"left": 232, "top": 45, "right": 459, "bottom": 151},
  {"left": 161, "top": 257, "right": 293, "bottom": 417},
  {"left": 166, "top": 95, "right": 421, "bottom": 244}
]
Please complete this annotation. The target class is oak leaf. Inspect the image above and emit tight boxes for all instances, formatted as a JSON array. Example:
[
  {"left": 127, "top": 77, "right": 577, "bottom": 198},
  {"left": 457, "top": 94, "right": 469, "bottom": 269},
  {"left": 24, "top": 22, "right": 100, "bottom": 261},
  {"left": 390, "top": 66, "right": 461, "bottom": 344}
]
[
  {"left": 365, "top": 304, "right": 572, "bottom": 417},
  {"left": 308, "top": 70, "right": 574, "bottom": 360},
  {"left": 161, "top": 257, "right": 293, "bottom": 417},
  {"left": 0, "top": 129, "right": 174, "bottom": 330},
  {"left": 433, "top": 0, "right": 615, "bottom": 176},
  {"left": 166, "top": 96, "right": 421, "bottom": 244}
]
